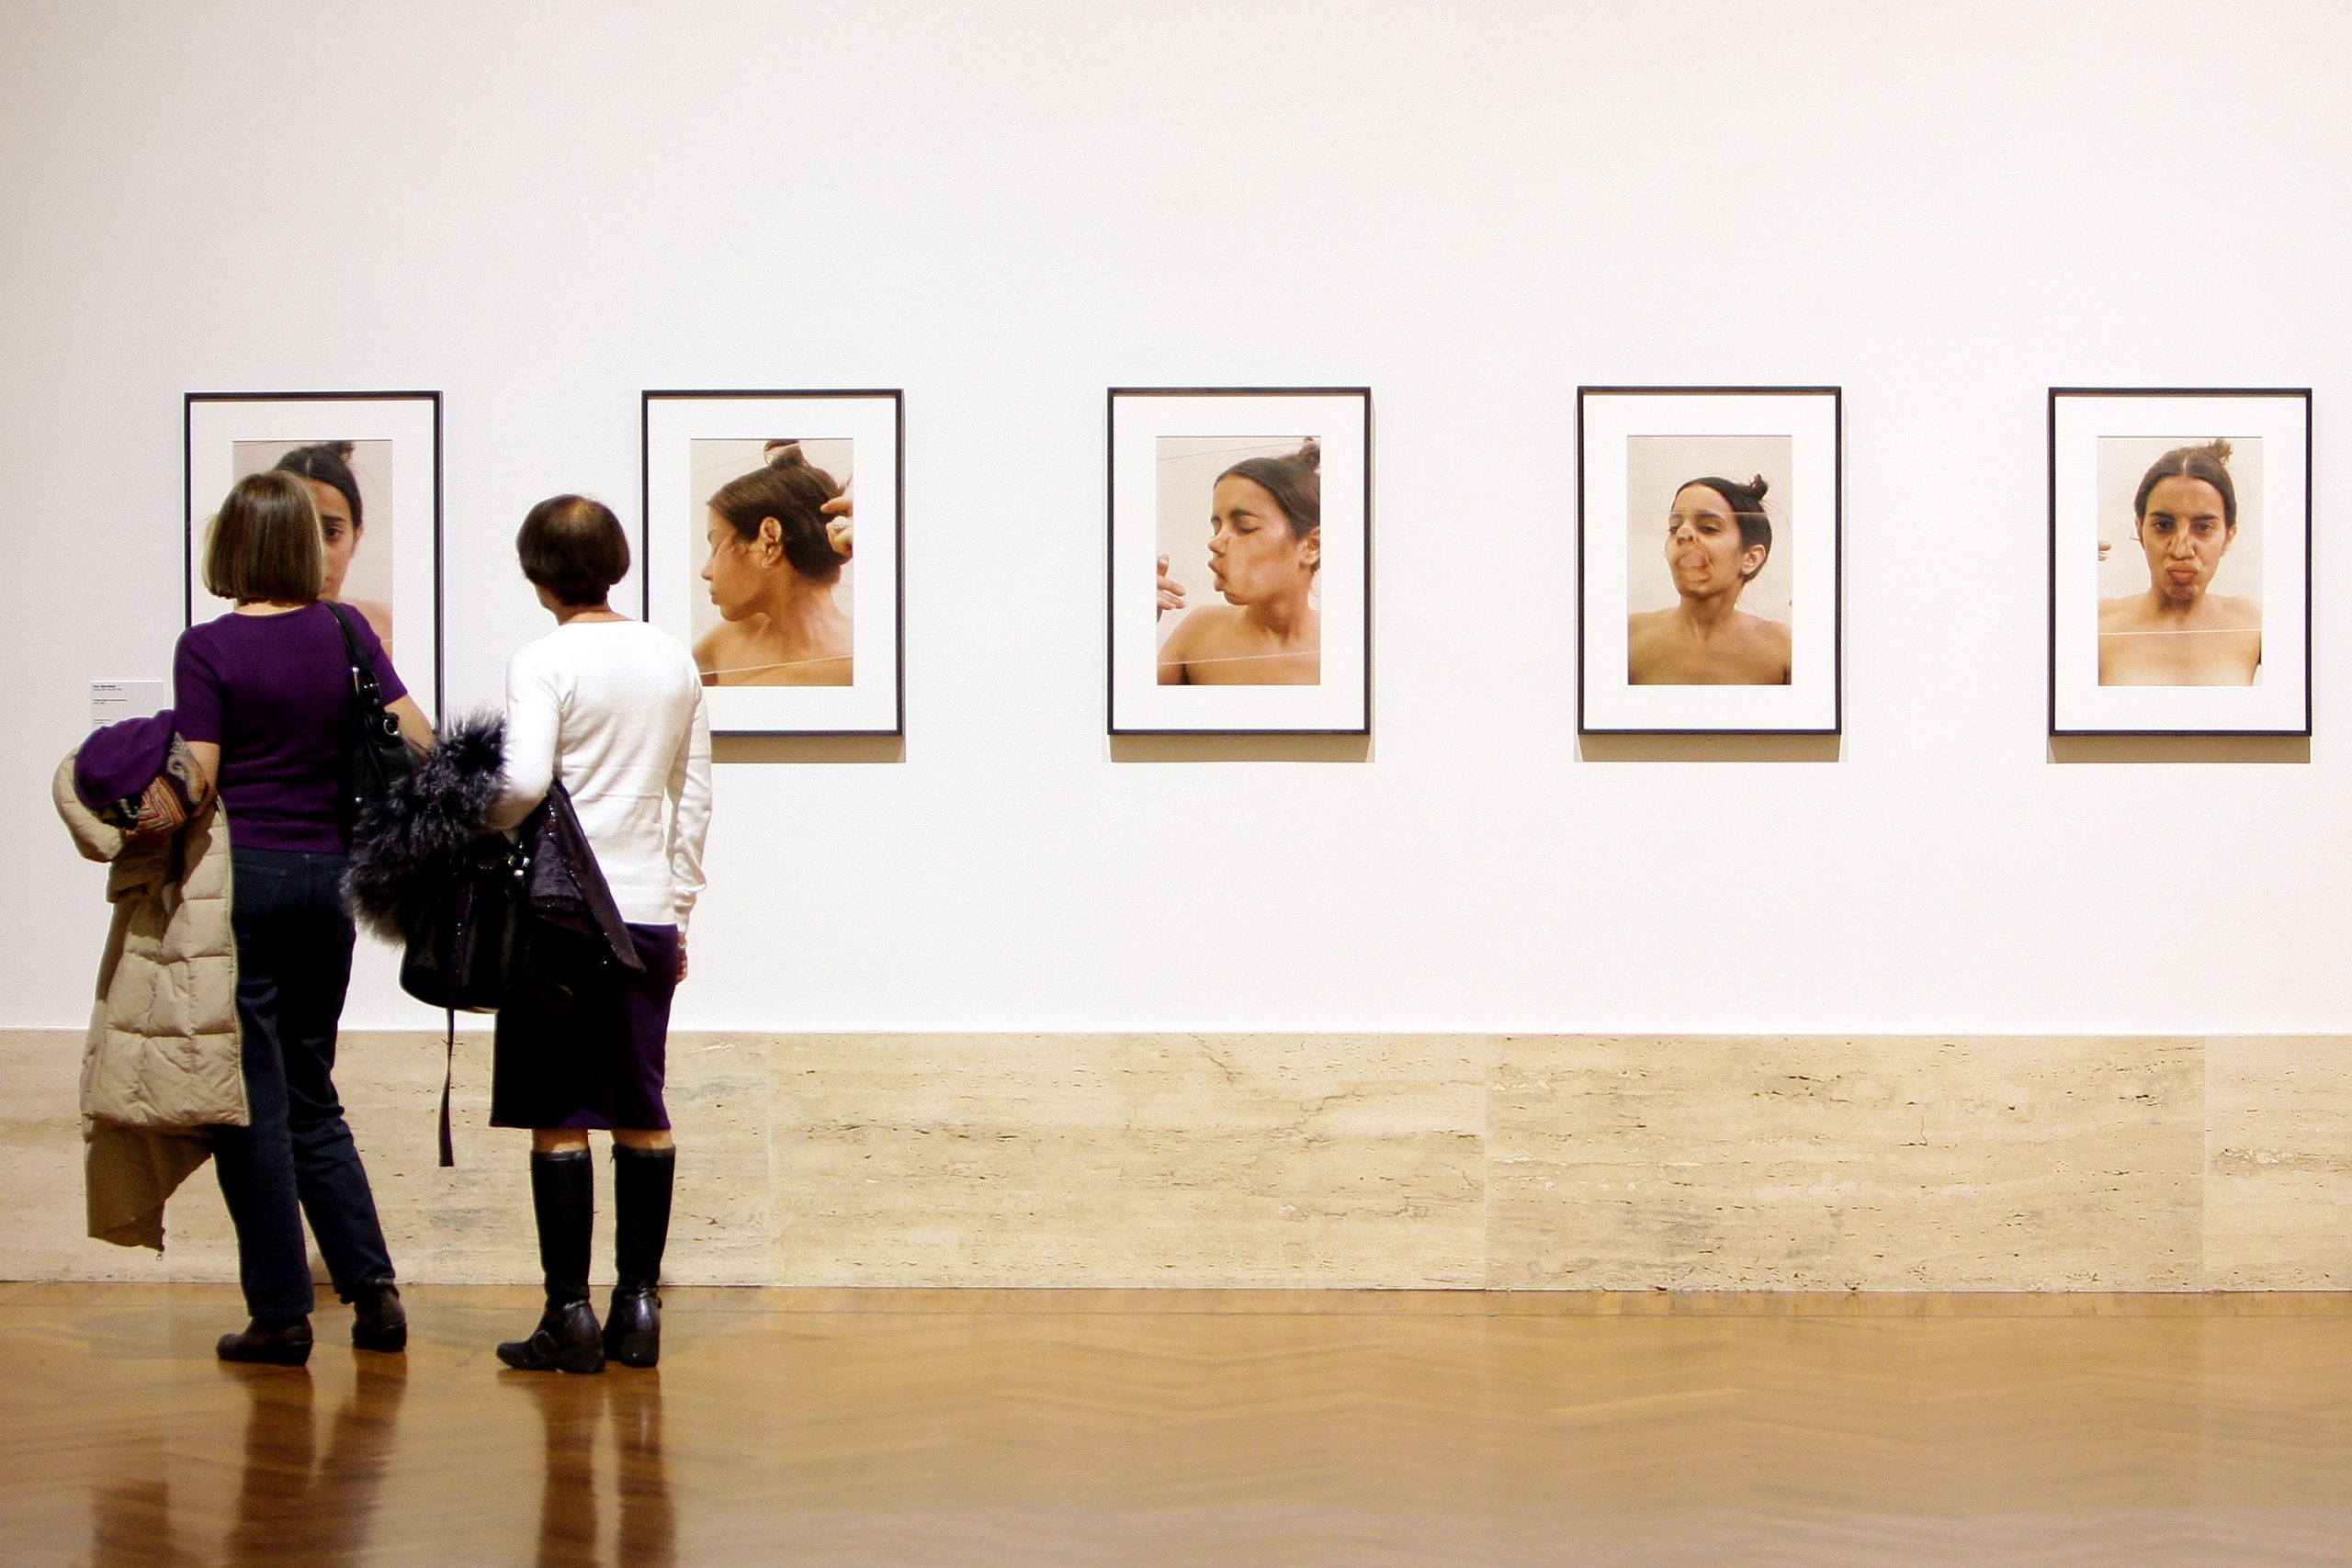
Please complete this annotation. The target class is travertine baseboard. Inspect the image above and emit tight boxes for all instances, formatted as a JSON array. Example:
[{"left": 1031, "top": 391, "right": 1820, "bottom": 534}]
[{"left": 1, "top": 1031, "right": 2343, "bottom": 1289}]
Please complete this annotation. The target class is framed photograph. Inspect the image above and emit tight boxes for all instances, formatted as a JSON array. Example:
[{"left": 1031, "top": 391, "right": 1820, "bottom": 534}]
[
  {"left": 643, "top": 389, "right": 903, "bottom": 736},
  {"left": 1577, "top": 387, "right": 1841, "bottom": 735},
  {"left": 1108, "top": 388, "right": 1371, "bottom": 734},
  {"left": 2049, "top": 388, "right": 2312, "bottom": 736},
  {"left": 186, "top": 391, "right": 442, "bottom": 719}
]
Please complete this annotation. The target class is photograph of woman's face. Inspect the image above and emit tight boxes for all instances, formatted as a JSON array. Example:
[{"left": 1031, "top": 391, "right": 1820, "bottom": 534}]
[
  {"left": 689, "top": 436, "right": 855, "bottom": 687},
  {"left": 2091, "top": 434, "right": 2263, "bottom": 689},
  {"left": 1663, "top": 482, "right": 1762, "bottom": 597},
  {"left": 2136, "top": 474, "right": 2233, "bottom": 602},
  {"left": 1623, "top": 435, "right": 1792, "bottom": 623},
  {"left": 232, "top": 438, "right": 394, "bottom": 650},
  {"left": 1152, "top": 434, "right": 1323, "bottom": 687},
  {"left": 2095, "top": 436, "right": 2263, "bottom": 606},
  {"left": 1207, "top": 472, "right": 1318, "bottom": 604}
]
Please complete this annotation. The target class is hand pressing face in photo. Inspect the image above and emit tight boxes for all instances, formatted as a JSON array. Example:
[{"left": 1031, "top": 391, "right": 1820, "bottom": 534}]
[
  {"left": 1206, "top": 473, "right": 1319, "bottom": 605},
  {"left": 2135, "top": 474, "right": 2233, "bottom": 604},
  {"left": 1664, "top": 483, "right": 1763, "bottom": 598}
]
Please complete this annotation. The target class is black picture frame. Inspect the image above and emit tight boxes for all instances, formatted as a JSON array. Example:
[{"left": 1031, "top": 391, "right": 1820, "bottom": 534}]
[
  {"left": 641, "top": 389, "right": 906, "bottom": 737},
  {"left": 1106, "top": 386, "right": 1374, "bottom": 736},
  {"left": 2047, "top": 387, "right": 2312, "bottom": 738},
  {"left": 184, "top": 389, "right": 444, "bottom": 719},
  {"left": 1576, "top": 385, "right": 1842, "bottom": 736}
]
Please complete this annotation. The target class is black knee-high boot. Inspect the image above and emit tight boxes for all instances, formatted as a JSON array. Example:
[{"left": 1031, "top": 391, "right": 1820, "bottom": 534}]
[
  {"left": 606, "top": 1145, "right": 675, "bottom": 1368},
  {"left": 497, "top": 1150, "right": 604, "bottom": 1373}
]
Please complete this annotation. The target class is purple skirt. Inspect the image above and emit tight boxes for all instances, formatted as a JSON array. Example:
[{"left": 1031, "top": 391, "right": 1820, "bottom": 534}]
[{"left": 491, "top": 923, "right": 678, "bottom": 1131}]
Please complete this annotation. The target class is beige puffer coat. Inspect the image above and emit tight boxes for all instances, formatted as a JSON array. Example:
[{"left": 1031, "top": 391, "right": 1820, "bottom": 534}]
[{"left": 54, "top": 748, "right": 246, "bottom": 1250}]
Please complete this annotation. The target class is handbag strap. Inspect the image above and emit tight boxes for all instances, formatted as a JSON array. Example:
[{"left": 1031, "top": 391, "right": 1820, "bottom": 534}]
[
  {"left": 323, "top": 601, "right": 399, "bottom": 739},
  {"left": 438, "top": 1006, "right": 457, "bottom": 1168}
]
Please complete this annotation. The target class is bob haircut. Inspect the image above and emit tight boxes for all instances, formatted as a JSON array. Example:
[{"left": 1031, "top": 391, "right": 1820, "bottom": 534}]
[
  {"left": 1679, "top": 473, "right": 1773, "bottom": 581},
  {"left": 203, "top": 469, "right": 324, "bottom": 604},
  {"left": 274, "top": 441, "right": 364, "bottom": 531},
  {"left": 517, "top": 494, "right": 631, "bottom": 606},
  {"left": 2134, "top": 438, "right": 2237, "bottom": 532},
  {"left": 707, "top": 442, "right": 846, "bottom": 586}
]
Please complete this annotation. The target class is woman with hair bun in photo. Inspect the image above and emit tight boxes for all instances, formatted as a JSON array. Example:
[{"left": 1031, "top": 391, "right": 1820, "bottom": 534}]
[
  {"left": 695, "top": 441, "right": 854, "bottom": 685},
  {"left": 2098, "top": 439, "right": 2260, "bottom": 685},
  {"left": 1155, "top": 437, "right": 1323, "bottom": 684},
  {"left": 1626, "top": 472, "right": 1791, "bottom": 685},
  {"left": 273, "top": 441, "right": 394, "bottom": 656}
]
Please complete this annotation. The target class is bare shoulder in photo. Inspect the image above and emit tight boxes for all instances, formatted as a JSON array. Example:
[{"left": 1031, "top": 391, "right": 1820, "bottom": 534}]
[
  {"left": 693, "top": 438, "right": 854, "bottom": 688},
  {"left": 2095, "top": 437, "right": 2260, "bottom": 687},
  {"left": 1623, "top": 437, "right": 1792, "bottom": 687},
  {"left": 1154, "top": 435, "right": 1323, "bottom": 687}
]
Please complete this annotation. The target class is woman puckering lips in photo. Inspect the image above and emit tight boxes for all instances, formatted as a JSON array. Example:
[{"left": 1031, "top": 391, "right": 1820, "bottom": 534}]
[
  {"left": 1155, "top": 438, "right": 1323, "bottom": 685},
  {"left": 2098, "top": 439, "right": 2260, "bottom": 686}
]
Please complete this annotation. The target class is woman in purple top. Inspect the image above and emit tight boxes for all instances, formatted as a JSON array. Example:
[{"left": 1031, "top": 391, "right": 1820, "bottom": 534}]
[{"left": 175, "top": 470, "right": 434, "bottom": 1367}]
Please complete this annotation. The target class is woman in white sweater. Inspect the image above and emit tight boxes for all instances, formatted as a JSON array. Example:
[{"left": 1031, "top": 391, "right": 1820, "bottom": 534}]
[{"left": 488, "top": 495, "right": 712, "bottom": 1373}]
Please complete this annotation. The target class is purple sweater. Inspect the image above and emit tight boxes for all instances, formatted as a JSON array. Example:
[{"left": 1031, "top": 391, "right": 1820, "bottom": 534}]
[{"left": 173, "top": 603, "right": 407, "bottom": 853}]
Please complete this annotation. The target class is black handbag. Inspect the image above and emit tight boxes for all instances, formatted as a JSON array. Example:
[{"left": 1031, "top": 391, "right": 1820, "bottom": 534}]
[
  {"left": 396, "top": 775, "right": 642, "bottom": 1168},
  {"left": 397, "top": 778, "right": 642, "bottom": 1014},
  {"left": 397, "top": 828, "right": 530, "bottom": 1014},
  {"left": 325, "top": 601, "right": 414, "bottom": 835}
]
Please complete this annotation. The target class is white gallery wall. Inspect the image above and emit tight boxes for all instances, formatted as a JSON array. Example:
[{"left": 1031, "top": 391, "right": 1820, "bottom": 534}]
[{"left": 3, "top": 0, "right": 2347, "bottom": 1037}]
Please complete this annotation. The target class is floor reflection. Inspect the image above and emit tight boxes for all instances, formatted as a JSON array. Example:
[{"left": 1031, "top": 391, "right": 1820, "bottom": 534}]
[
  {"left": 227, "top": 1355, "right": 407, "bottom": 1565},
  {"left": 524, "top": 1372, "right": 675, "bottom": 1568},
  {"left": 87, "top": 1467, "right": 198, "bottom": 1568},
  {"left": 87, "top": 1353, "right": 408, "bottom": 1568}
]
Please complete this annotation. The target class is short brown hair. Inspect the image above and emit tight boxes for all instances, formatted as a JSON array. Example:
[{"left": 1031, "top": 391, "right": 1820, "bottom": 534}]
[
  {"left": 202, "top": 470, "right": 323, "bottom": 604},
  {"left": 517, "top": 494, "right": 630, "bottom": 606}
]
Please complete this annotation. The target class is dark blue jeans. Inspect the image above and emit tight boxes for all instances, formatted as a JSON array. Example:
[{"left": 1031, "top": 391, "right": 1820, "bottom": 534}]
[{"left": 212, "top": 847, "right": 395, "bottom": 1321}]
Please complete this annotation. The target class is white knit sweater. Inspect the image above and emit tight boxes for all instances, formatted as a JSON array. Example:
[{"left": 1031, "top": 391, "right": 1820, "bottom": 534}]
[{"left": 490, "top": 618, "right": 713, "bottom": 930}]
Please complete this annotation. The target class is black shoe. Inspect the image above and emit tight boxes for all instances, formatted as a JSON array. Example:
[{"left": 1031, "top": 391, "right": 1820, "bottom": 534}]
[
  {"left": 605, "top": 1284, "right": 661, "bottom": 1368},
  {"left": 497, "top": 1299, "right": 605, "bottom": 1373},
  {"left": 351, "top": 1281, "right": 407, "bottom": 1353},
  {"left": 218, "top": 1315, "right": 313, "bottom": 1367}
]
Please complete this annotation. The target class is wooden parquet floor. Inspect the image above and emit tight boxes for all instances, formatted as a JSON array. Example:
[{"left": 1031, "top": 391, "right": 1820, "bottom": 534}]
[{"left": 0, "top": 1284, "right": 2346, "bottom": 1566}]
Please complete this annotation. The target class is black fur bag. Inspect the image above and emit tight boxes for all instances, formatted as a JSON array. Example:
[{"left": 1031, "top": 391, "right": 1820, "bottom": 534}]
[
  {"left": 345, "top": 711, "right": 510, "bottom": 949},
  {"left": 344, "top": 711, "right": 514, "bottom": 1167}
]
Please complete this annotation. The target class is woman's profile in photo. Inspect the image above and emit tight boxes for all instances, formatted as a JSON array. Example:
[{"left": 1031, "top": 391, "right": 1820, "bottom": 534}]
[
  {"left": 1626, "top": 473, "right": 1791, "bottom": 686},
  {"left": 1156, "top": 437, "right": 1322, "bottom": 685},
  {"left": 695, "top": 441, "right": 854, "bottom": 686},
  {"left": 2098, "top": 439, "right": 2259, "bottom": 686},
  {"left": 275, "top": 442, "right": 393, "bottom": 657}
]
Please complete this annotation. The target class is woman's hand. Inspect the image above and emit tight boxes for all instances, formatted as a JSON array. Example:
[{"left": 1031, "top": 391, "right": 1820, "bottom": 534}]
[
  {"left": 675, "top": 936, "right": 689, "bottom": 983},
  {"left": 822, "top": 495, "right": 854, "bottom": 561},
  {"left": 1156, "top": 554, "right": 1185, "bottom": 620}
]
